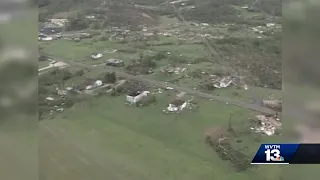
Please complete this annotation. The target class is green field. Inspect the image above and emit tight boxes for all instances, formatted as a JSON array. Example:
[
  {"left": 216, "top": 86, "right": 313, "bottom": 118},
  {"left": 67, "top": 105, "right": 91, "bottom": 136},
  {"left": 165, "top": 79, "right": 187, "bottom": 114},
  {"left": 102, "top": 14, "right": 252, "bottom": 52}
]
[
  {"left": 41, "top": 93, "right": 253, "bottom": 180},
  {"left": 40, "top": 90, "right": 320, "bottom": 180}
]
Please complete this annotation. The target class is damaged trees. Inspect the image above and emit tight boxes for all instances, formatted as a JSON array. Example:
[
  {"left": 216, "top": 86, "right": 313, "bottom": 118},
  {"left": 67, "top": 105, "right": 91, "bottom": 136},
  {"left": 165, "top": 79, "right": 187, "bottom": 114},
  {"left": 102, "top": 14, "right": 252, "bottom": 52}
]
[{"left": 205, "top": 123, "right": 252, "bottom": 172}]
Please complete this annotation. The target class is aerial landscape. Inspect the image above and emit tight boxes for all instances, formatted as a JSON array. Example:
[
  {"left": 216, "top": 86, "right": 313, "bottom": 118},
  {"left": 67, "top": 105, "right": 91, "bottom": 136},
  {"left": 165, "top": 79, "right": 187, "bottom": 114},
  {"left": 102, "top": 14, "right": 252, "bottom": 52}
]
[{"left": 35, "top": 0, "right": 316, "bottom": 179}]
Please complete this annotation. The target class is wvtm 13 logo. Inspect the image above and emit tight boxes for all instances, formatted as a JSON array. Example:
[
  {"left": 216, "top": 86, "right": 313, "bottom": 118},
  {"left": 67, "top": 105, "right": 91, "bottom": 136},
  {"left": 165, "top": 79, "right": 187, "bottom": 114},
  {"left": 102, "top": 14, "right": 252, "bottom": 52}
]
[
  {"left": 251, "top": 144, "right": 289, "bottom": 164},
  {"left": 265, "top": 145, "right": 284, "bottom": 162}
]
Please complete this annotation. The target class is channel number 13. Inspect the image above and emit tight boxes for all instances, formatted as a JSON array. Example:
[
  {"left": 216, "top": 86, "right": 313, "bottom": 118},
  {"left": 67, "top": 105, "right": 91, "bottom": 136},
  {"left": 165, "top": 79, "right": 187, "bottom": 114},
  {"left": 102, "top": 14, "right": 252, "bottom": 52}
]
[{"left": 265, "top": 149, "right": 280, "bottom": 161}]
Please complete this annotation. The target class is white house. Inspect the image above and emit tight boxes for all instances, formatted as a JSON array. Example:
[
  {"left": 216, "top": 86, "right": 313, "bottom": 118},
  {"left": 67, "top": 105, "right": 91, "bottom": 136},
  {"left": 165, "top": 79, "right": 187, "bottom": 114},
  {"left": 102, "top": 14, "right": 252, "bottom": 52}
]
[
  {"left": 126, "top": 91, "right": 150, "bottom": 104},
  {"left": 167, "top": 99, "right": 187, "bottom": 112}
]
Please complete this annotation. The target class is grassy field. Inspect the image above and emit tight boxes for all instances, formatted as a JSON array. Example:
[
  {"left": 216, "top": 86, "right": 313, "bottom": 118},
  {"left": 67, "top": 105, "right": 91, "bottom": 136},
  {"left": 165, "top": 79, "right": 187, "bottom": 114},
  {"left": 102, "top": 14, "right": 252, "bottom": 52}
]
[
  {"left": 40, "top": 88, "right": 320, "bottom": 180},
  {"left": 40, "top": 90, "right": 284, "bottom": 180}
]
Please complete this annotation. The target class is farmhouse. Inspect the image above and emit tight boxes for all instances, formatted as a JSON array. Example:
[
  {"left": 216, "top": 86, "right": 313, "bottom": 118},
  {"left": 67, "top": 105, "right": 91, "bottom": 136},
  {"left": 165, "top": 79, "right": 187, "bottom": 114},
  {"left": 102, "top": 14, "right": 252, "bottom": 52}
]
[
  {"left": 167, "top": 99, "right": 187, "bottom": 112},
  {"left": 126, "top": 91, "right": 150, "bottom": 104}
]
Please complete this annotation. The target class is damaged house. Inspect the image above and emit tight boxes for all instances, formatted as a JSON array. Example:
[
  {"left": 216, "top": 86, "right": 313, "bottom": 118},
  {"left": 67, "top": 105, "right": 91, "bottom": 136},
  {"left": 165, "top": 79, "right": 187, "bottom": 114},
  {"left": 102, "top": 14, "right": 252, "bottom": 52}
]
[
  {"left": 167, "top": 99, "right": 187, "bottom": 112},
  {"left": 213, "top": 77, "right": 234, "bottom": 88},
  {"left": 126, "top": 91, "right": 150, "bottom": 104}
]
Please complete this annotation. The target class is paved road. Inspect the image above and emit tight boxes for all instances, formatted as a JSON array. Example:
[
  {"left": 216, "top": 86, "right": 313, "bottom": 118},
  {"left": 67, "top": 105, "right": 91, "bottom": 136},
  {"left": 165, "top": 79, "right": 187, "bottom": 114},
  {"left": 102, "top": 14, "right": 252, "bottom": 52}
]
[{"left": 48, "top": 55, "right": 276, "bottom": 114}]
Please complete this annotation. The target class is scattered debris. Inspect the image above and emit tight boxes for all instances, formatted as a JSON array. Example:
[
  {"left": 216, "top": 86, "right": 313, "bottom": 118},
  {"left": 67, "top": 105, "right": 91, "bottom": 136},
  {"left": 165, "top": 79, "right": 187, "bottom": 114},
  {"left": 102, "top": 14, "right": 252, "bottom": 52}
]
[
  {"left": 165, "top": 86, "right": 174, "bottom": 90},
  {"left": 167, "top": 99, "right": 187, "bottom": 112},
  {"left": 49, "top": 18, "right": 68, "bottom": 27},
  {"left": 126, "top": 91, "right": 150, "bottom": 104},
  {"left": 56, "top": 87, "right": 67, "bottom": 95},
  {"left": 103, "top": 49, "right": 118, "bottom": 53},
  {"left": 91, "top": 53, "right": 103, "bottom": 59},
  {"left": 176, "top": 92, "right": 186, "bottom": 98},
  {"left": 46, "top": 97, "right": 54, "bottom": 101},
  {"left": 169, "top": 0, "right": 189, "bottom": 5},
  {"left": 266, "top": 23, "right": 275, "bottom": 28},
  {"left": 85, "top": 15, "right": 95, "bottom": 19},
  {"left": 161, "top": 66, "right": 187, "bottom": 75},
  {"left": 213, "top": 77, "right": 234, "bottom": 89},
  {"left": 38, "top": 34, "right": 53, "bottom": 41},
  {"left": 106, "top": 59, "right": 125, "bottom": 67},
  {"left": 251, "top": 114, "right": 281, "bottom": 136}
]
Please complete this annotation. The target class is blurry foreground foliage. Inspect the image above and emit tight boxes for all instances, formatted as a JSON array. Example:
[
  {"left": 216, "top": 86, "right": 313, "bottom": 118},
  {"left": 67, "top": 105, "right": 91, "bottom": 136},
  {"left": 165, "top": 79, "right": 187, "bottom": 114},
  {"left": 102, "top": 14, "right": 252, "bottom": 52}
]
[{"left": 283, "top": 0, "right": 320, "bottom": 86}]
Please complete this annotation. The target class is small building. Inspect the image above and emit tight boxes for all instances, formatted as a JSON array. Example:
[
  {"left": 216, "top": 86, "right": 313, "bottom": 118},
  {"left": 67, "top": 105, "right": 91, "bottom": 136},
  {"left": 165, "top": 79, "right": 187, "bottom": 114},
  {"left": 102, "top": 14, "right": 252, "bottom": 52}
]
[
  {"left": 106, "top": 59, "right": 125, "bottom": 67},
  {"left": 167, "top": 99, "right": 187, "bottom": 112},
  {"left": 126, "top": 91, "right": 150, "bottom": 104},
  {"left": 91, "top": 53, "right": 103, "bottom": 59}
]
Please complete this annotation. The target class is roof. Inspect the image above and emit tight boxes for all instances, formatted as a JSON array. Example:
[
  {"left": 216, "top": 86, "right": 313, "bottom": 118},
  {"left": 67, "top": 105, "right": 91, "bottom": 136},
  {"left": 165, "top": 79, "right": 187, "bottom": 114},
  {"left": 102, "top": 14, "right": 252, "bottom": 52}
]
[{"left": 170, "top": 99, "right": 186, "bottom": 106}]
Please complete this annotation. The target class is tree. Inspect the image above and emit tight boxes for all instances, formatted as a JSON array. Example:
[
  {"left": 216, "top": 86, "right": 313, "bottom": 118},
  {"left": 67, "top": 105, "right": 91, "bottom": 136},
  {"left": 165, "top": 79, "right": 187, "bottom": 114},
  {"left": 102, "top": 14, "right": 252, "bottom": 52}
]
[
  {"left": 141, "top": 58, "right": 157, "bottom": 68},
  {"left": 38, "top": 55, "right": 48, "bottom": 61},
  {"left": 139, "top": 52, "right": 144, "bottom": 61},
  {"left": 91, "top": 22, "right": 101, "bottom": 30},
  {"left": 61, "top": 69, "right": 72, "bottom": 80},
  {"left": 154, "top": 51, "right": 167, "bottom": 61},
  {"left": 65, "top": 13, "right": 89, "bottom": 31},
  {"left": 153, "top": 30, "right": 159, "bottom": 41},
  {"left": 104, "top": 72, "right": 116, "bottom": 83}
]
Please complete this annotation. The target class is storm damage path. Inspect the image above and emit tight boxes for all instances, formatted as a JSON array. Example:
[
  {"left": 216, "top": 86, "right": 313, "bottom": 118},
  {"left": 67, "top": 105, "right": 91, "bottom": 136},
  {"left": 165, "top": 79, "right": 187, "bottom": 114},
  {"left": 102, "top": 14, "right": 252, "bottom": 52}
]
[{"left": 48, "top": 55, "right": 275, "bottom": 114}]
